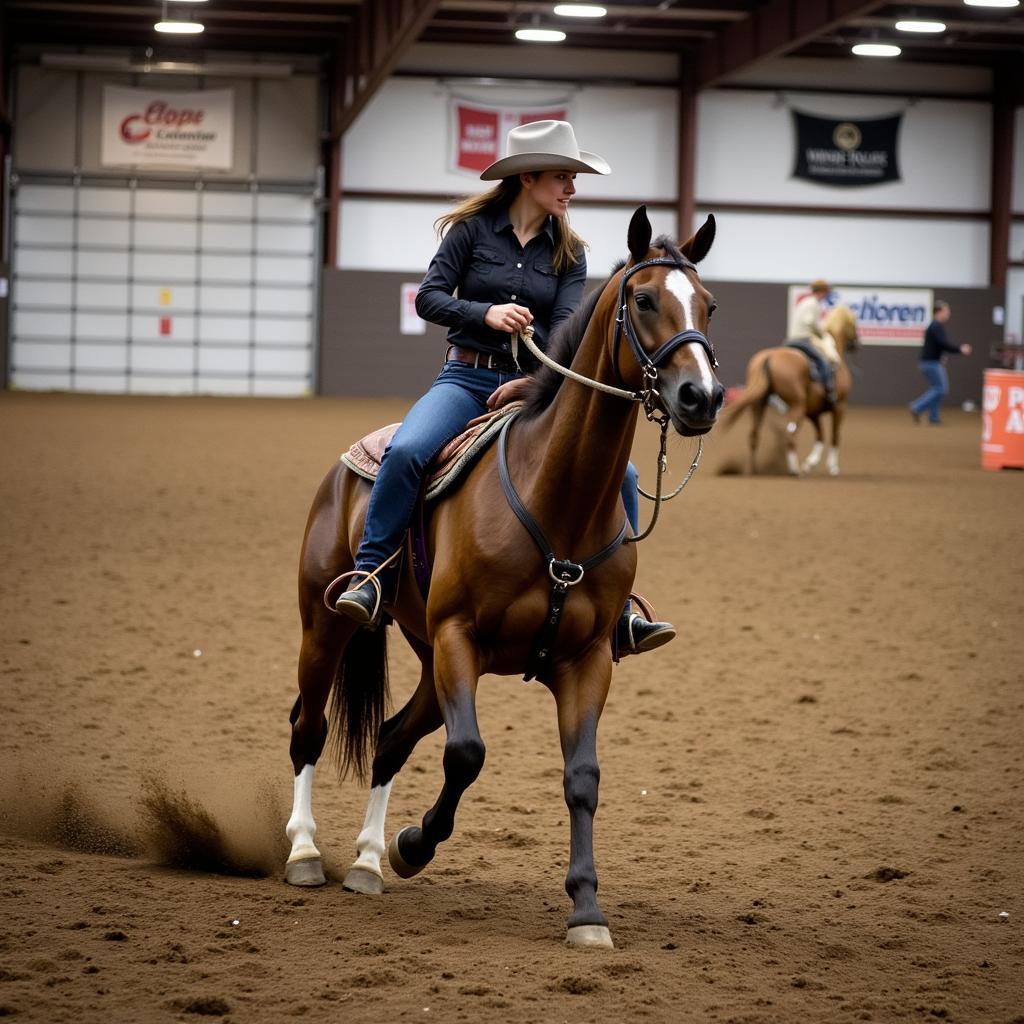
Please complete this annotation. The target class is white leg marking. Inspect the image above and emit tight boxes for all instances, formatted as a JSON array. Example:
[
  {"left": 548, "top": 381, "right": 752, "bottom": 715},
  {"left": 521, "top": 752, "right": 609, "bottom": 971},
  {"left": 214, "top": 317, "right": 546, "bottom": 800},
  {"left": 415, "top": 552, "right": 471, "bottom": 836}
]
[
  {"left": 351, "top": 781, "right": 393, "bottom": 877},
  {"left": 286, "top": 764, "right": 321, "bottom": 864},
  {"left": 665, "top": 268, "right": 715, "bottom": 391},
  {"left": 787, "top": 449, "right": 801, "bottom": 476},
  {"left": 827, "top": 447, "right": 840, "bottom": 476},
  {"left": 802, "top": 441, "right": 824, "bottom": 472}
]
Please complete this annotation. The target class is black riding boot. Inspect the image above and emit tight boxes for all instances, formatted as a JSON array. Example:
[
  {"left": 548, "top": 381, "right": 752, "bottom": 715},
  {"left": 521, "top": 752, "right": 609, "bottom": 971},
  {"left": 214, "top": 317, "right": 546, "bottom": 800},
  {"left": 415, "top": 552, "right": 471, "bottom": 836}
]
[
  {"left": 615, "top": 610, "right": 676, "bottom": 656},
  {"left": 334, "top": 564, "right": 399, "bottom": 627}
]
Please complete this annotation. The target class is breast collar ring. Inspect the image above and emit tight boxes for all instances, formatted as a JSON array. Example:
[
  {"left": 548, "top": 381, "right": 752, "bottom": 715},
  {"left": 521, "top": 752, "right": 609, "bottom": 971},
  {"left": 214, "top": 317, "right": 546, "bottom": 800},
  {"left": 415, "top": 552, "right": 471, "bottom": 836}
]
[{"left": 610, "top": 255, "right": 718, "bottom": 425}]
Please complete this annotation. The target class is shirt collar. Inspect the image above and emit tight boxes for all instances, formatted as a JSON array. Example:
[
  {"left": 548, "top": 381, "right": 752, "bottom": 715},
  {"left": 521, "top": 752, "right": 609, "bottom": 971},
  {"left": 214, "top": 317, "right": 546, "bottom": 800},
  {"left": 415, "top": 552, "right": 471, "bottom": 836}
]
[{"left": 490, "top": 207, "right": 556, "bottom": 245}]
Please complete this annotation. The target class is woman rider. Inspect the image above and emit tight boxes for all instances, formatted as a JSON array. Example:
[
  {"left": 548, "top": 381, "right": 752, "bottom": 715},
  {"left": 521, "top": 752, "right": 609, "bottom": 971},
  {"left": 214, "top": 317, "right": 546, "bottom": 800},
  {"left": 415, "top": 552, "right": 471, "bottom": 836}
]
[{"left": 333, "top": 120, "right": 674, "bottom": 656}]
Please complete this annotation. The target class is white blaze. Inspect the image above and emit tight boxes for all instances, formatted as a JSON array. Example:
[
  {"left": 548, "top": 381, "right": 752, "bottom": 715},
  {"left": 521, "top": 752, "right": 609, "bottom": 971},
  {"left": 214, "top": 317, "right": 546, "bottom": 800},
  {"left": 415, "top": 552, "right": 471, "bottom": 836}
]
[{"left": 664, "top": 268, "right": 714, "bottom": 389}]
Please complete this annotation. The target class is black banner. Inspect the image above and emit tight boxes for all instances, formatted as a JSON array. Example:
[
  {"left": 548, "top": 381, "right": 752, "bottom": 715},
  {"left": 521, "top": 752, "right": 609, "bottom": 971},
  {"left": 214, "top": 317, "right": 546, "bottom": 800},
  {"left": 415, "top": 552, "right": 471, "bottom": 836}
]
[{"left": 792, "top": 111, "right": 901, "bottom": 186}]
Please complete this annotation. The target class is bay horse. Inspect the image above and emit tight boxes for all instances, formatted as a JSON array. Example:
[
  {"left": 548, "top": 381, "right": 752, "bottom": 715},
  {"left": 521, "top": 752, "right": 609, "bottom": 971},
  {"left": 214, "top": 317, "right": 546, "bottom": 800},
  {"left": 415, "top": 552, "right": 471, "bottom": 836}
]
[
  {"left": 720, "top": 305, "right": 859, "bottom": 476},
  {"left": 285, "top": 206, "right": 723, "bottom": 949}
]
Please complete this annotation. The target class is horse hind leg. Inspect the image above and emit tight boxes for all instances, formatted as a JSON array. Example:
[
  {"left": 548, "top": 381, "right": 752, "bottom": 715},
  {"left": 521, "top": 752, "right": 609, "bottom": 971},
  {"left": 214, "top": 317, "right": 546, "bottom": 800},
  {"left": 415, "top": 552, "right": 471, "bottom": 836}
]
[
  {"left": 343, "top": 632, "right": 443, "bottom": 895},
  {"left": 388, "top": 623, "right": 484, "bottom": 880},
  {"left": 285, "top": 607, "right": 366, "bottom": 887},
  {"left": 783, "top": 405, "right": 806, "bottom": 476}
]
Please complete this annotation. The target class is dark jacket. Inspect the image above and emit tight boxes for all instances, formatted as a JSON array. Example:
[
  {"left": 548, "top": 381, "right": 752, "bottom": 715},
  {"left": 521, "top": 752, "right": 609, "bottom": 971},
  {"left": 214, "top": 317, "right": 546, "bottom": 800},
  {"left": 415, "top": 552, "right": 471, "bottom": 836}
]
[{"left": 920, "top": 319, "right": 962, "bottom": 361}]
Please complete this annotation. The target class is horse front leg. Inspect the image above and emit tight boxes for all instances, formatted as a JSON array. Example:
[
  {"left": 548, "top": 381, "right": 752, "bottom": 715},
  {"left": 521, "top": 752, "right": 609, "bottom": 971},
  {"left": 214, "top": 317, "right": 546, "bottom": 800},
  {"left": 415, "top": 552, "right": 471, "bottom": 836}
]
[
  {"left": 344, "top": 634, "right": 443, "bottom": 894},
  {"left": 783, "top": 405, "right": 806, "bottom": 476},
  {"left": 388, "top": 621, "right": 484, "bottom": 878},
  {"left": 551, "top": 647, "right": 614, "bottom": 948},
  {"left": 801, "top": 415, "right": 825, "bottom": 474},
  {"left": 748, "top": 400, "right": 767, "bottom": 475},
  {"left": 827, "top": 403, "right": 845, "bottom": 476},
  {"left": 286, "top": 613, "right": 356, "bottom": 886}
]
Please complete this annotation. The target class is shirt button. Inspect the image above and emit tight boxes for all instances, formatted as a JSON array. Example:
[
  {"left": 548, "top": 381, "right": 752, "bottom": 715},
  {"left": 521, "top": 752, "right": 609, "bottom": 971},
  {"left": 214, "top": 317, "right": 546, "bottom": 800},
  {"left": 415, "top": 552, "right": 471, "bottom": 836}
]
[
  {"left": 516, "top": 263, "right": 522, "bottom": 268},
  {"left": 510, "top": 294, "right": 517, "bottom": 299}
]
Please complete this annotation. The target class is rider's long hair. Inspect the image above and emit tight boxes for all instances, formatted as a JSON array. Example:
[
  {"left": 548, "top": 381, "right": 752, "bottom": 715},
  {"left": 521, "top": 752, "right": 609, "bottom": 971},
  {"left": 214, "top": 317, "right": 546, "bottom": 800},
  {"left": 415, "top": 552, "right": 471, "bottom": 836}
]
[{"left": 435, "top": 176, "right": 586, "bottom": 274}]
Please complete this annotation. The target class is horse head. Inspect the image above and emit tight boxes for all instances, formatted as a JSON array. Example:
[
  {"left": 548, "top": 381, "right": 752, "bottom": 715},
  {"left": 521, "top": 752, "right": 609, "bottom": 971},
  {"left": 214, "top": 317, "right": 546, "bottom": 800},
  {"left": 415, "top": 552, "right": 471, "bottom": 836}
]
[
  {"left": 825, "top": 304, "right": 860, "bottom": 354},
  {"left": 615, "top": 206, "right": 724, "bottom": 436}
]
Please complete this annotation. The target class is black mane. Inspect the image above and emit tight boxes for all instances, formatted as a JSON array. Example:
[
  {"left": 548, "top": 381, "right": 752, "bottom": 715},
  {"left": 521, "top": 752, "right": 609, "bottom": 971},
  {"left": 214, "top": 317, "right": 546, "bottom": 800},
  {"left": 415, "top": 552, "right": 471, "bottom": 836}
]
[{"left": 519, "top": 237, "right": 686, "bottom": 420}]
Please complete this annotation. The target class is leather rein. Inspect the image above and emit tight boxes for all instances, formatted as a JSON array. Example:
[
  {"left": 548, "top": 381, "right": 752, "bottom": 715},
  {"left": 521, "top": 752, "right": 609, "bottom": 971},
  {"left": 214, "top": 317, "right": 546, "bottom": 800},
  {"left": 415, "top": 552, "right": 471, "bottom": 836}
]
[{"left": 500, "top": 256, "right": 717, "bottom": 679}]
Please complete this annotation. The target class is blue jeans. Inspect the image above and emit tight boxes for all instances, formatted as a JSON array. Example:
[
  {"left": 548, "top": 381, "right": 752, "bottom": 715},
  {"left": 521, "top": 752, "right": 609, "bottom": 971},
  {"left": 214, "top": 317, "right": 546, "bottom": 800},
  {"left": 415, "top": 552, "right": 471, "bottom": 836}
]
[
  {"left": 354, "top": 359, "right": 641, "bottom": 573},
  {"left": 910, "top": 360, "right": 948, "bottom": 424}
]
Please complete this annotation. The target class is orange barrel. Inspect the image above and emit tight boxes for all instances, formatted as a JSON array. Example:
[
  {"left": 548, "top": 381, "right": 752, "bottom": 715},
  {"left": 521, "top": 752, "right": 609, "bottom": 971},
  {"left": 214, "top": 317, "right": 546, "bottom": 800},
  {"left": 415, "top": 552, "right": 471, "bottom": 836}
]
[{"left": 982, "top": 369, "right": 1024, "bottom": 470}]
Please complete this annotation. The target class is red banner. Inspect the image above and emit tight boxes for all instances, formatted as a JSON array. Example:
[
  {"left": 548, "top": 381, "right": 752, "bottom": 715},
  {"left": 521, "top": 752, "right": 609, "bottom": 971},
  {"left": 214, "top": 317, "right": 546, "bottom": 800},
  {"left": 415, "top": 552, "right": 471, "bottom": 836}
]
[{"left": 452, "top": 104, "right": 567, "bottom": 175}]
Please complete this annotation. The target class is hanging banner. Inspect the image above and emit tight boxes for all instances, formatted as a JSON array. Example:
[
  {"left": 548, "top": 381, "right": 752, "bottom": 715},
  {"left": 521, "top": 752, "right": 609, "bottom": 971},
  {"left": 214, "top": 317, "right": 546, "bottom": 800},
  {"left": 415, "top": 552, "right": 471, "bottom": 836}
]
[
  {"left": 787, "top": 285, "right": 932, "bottom": 347},
  {"left": 101, "top": 86, "right": 235, "bottom": 170},
  {"left": 450, "top": 102, "right": 568, "bottom": 176},
  {"left": 791, "top": 111, "right": 901, "bottom": 186}
]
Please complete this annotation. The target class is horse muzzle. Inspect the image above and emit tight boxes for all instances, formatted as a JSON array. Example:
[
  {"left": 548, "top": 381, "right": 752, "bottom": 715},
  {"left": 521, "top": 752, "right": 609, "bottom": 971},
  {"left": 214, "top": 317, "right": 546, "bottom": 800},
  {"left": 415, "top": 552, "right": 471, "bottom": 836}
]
[{"left": 664, "top": 376, "right": 725, "bottom": 436}]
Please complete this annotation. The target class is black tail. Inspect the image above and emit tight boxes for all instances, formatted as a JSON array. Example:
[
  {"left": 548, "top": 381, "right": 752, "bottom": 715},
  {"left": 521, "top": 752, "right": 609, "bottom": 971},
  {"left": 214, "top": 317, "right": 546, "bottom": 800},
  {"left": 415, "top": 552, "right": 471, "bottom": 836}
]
[{"left": 329, "top": 625, "right": 390, "bottom": 783}]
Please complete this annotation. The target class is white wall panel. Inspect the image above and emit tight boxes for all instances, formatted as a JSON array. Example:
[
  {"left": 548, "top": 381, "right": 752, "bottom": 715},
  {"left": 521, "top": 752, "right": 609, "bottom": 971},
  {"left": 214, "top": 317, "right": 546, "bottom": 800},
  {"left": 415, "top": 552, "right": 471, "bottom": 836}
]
[
  {"left": 695, "top": 209, "right": 989, "bottom": 287},
  {"left": 135, "top": 190, "right": 200, "bottom": 217},
  {"left": 79, "top": 189, "right": 130, "bottom": 215},
  {"left": 201, "top": 254, "right": 252, "bottom": 282},
  {"left": 202, "top": 193, "right": 254, "bottom": 218},
  {"left": 1007, "top": 269, "right": 1024, "bottom": 343},
  {"left": 78, "top": 375, "right": 128, "bottom": 393},
  {"left": 78, "top": 282, "right": 130, "bottom": 309},
  {"left": 16, "top": 280, "right": 74, "bottom": 307},
  {"left": 78, "top": 218, "right": 131, "bottom": 247},
  {"left": 133, "top": 252, "right": 197, "bottom": 280},
  {"left": 697, "top": 90, "right": 990, "bottom": 210},
  {"left": 256, "top": 256, "right": 313, "bottom": 285},
  {"left": 76, "top": 312, "right": 128, "bottom": 339},
  {"left": 76, "top": 344, "right": 129, "bottom": 371},
  {"left": 16, "top": 215, "right": 73, "bottom": 246},
  {"left": 77, "top": 251, "right": 130, "bottom": 278},
  {"left": 12, "top": 371, "right": 73, "bottom": 390},
  {"left": 13, "top": 341, "right": 73, "bottom": 368},
  {"left": 14, "top": 310, "right": 72, "bottom": 337},
  {"left": 136, "top": 219, "right": 197, "bottom": 250},
  {"left": 252, "top": 378, "right": 308, "bottom": 396},
  {"left": 131, "top": 346, "right": 194, "bottom": 372},
  {"left": 130, "top": 376, "right": 195, "bottom": 395},
  {"left": 17, "top": 185, "right": 75, "bottom": 213},
  {"left": 199, "top": 347, "right": 251, "bottom": 374},
  {"left": 199, "top": 316, "right": 250, "bottom": 342},
  {"left": 254, "top": 349, "right": 310, "bottom": 375},
  {"left": 256, "top": 288, "right": 311, "bottom": 315},
  {"left": 198, "top": 377, "right": 253, "bottom": 395},
  {"left": 256, "top": 223, "right": 314, "bottom": 253},
  {"left": 257, "top": 193, "right": 313, "bottom": 221},
  {"left": 254, "top": 319, "right": 310, "bottom": 345},
  {"left": 201, "top": 285, "right": 253, "bottom": 312},
  {"left": 21, "top": 249, "right": 74, "bottom": 276},
  {"left": 202, "top": 222, "right": 253, "bottom": 251}
]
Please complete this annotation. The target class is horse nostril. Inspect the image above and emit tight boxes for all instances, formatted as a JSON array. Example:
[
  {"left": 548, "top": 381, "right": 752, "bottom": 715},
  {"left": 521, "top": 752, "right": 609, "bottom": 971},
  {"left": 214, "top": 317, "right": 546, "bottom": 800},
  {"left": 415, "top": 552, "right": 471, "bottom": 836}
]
[
  {"left": 711, "top": 384, "right": 725, "bottom": 415},
  {"left": 678, "top": 381, "right": 705, "bottom": 414}
]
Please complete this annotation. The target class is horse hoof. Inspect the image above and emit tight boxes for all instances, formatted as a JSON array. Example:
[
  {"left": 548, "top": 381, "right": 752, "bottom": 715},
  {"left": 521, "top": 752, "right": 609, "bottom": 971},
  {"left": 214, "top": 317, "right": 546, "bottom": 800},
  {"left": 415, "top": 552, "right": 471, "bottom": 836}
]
[
  {"left": 566, "top": 925, "right": 614, "bottom": 949},
  {"left": 342, "top": 865, "right": 384, "bottom": 895},
  {"left": 388, "top": 827, "right": 427, "bottom": 879},
  {"left": 284, "top": 857, "right": 326, "bottom": 887}
]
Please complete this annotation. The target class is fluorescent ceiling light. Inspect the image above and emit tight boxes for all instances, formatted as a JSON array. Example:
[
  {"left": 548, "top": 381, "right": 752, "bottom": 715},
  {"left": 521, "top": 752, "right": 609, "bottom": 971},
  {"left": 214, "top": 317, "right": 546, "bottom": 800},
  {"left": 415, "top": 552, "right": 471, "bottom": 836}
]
[
  {"left": 963, "top": 0, "right": 1019, "bottom": 6},
  {"left": 895, "top": 19, "right": 946, "bottom": 31},
  {"left": 852, "top": 42, "right": 902, "bottom": 56},
  {"left": 515, "top": 27, "right": 567, "bottom": 41},
  {"left": 155, "top": 20, "right": 205, "bottom": 33},
  {"left": 553, "top": 3, "right": 608, "bottom": 15}
]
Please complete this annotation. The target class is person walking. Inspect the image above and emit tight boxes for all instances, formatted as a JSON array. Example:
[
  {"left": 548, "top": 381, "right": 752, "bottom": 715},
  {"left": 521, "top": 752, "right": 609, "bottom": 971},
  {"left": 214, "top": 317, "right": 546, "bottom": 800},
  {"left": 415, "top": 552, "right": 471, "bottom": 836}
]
[
  {"left": 332, "top": 119, "right": 675, "bottom": 656},
  {"left": 909, "top": 300, "right": 972, "bottom": 424}
]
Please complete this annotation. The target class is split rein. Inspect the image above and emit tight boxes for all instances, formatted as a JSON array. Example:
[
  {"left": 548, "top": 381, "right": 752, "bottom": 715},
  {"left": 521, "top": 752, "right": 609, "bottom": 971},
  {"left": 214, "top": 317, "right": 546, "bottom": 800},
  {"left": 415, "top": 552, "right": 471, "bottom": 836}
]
[{"left": 511, "top": 255, "right": 717, "bottom": 544}]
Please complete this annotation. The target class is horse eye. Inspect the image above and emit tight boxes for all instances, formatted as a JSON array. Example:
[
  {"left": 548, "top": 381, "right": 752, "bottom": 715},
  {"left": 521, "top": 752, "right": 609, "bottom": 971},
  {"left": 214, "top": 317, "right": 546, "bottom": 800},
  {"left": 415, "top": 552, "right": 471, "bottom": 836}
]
[
  {"left": 634, "top": 294, "right": 653, "bottom": 312},
  {"left": 708, "top": 303, "right": 718, "bottom": 318}
]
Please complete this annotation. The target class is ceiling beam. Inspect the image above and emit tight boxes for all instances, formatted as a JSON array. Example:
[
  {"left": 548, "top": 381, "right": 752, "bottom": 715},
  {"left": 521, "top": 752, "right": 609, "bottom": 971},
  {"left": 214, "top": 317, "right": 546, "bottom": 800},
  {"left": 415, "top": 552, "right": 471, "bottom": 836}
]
[
  {"left": 334, "top": 0, "right": 442, "bottom": 138},
  {"left": 694, "top": 0, "right": 891, "bottom": 89}
]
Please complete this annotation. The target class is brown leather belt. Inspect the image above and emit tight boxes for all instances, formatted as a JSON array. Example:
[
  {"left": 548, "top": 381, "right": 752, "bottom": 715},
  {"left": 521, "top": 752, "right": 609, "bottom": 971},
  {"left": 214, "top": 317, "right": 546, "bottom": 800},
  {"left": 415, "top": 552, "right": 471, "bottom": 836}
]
[{"left": 446, "top": 345, "right": 520, "bottom": 373}]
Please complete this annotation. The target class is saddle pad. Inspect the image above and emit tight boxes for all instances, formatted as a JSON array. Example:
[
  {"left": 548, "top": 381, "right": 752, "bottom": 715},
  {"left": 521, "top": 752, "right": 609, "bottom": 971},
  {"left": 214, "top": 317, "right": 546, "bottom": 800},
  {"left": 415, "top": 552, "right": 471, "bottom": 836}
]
[
  {"left": 784, "top": 339, "right": 826, "bottom": 381},
  {"left": 341, "top": 402, "right": 522, "bottom": 502}
]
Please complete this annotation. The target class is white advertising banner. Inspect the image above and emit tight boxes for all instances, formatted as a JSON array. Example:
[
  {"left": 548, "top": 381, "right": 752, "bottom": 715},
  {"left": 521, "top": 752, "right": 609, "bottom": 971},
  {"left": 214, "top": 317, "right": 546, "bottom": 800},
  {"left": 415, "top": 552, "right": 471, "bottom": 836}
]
[
  {"left": 787, "top": 284, "right": 933, "bottom": 347},
  {"left": 101, "top": 86, "right": 235, "bottom": 170}
]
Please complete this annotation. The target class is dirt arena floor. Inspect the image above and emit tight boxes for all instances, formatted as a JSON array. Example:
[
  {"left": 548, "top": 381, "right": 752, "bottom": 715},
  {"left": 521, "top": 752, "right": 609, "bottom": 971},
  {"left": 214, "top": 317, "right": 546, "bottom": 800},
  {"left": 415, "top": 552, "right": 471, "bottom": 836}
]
[{"left": 1, "top": 391, "right": 1021, "bottom": 1024}]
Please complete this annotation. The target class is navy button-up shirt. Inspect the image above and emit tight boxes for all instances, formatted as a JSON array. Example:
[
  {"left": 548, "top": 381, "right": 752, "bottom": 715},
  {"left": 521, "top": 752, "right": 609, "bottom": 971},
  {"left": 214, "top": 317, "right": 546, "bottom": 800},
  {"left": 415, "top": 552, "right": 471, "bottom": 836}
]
[{"left": 415, "top": 207, "right": 588, "bottom": 356}]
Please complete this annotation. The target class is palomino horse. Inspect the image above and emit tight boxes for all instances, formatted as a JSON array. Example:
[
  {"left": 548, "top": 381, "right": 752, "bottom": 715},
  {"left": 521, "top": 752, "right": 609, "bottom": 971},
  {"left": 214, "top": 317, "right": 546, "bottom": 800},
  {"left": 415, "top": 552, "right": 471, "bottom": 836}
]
[
  {"left": 285, "top": 207, "right": 723, "bottom": 949},
  {"left": 720, "top": 305, "right": 859, "bottom": 476}
]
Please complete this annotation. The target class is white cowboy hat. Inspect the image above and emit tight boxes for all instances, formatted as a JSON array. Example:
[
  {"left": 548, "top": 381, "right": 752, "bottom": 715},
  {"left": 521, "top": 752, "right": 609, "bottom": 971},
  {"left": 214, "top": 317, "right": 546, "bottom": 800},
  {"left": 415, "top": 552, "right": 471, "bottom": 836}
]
[{"left": 479, "top": 120, "right": 611, "bottom": 181}]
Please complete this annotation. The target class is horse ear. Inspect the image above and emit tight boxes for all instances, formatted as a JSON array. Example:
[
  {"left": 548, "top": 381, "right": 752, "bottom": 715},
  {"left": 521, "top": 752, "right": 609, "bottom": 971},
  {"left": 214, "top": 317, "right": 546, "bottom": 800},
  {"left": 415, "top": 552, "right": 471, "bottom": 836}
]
[
  {"left": 627, "top": 206, "right": 652, "bottom": 262},
  {"left": 681, "top": 214, "right": 716, "bottom": 264}
]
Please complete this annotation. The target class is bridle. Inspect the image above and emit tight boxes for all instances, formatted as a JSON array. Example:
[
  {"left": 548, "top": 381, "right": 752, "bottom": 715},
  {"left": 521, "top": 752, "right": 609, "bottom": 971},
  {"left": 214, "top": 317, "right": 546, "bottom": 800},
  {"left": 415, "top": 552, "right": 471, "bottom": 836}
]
[
  {"left": 513, "top": 254, "right": 717, "bottom": 427},
  {"left": 510, "top": 252, "right": 718, "bottom": 543}
]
